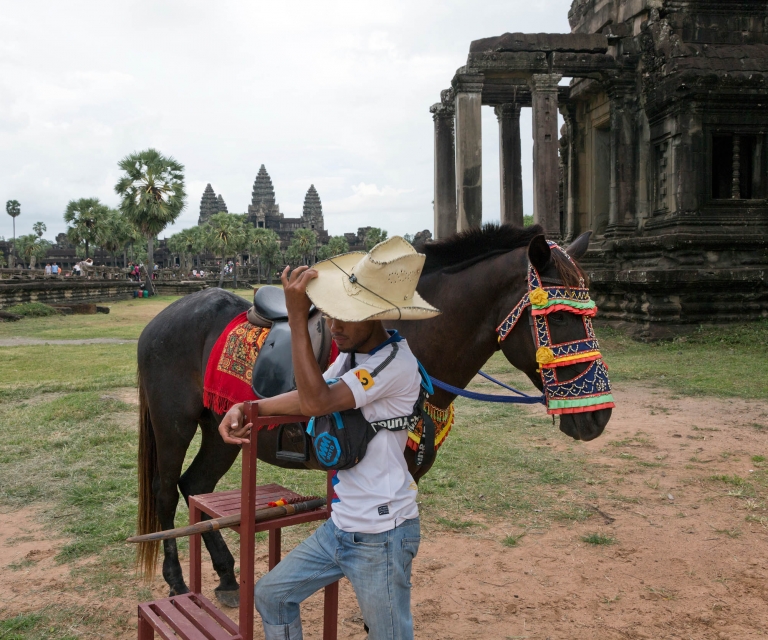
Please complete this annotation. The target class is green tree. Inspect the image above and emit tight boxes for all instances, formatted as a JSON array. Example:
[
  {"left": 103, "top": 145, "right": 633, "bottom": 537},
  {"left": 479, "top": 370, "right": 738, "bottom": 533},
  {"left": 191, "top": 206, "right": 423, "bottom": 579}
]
[
  {"left": 187, "top": 225, "right": 208, "bottom": 269},
  {"left": 248, "top": 227, "right": 281, "bottom": 283},
  {"left": 364, "top": 227, "right": 388, "bottom": 250},
  {"left": 32, "top": 221, "right": 46, "bottom": 238},
  {"left": 317, "top": 235, "right": 350, "bottom": 261},
  {"left": 64, "top": 197, "right": 109, "bottom": 259},
  {"left": 167, "top": 226, "right": 206, "bottom": 272},
  {"left": 114, "top": 148, "right": 186, "bottom": 294},
  {"left": 5, "top": 200, "right": 20, "bottom": 267},
  {"left": 206, "top": 213, "right": 248, "bottom": 288},
  {"left": 96, "top": 210, "right": 134, "bottom": 267},
  {"left": 286, "top": 228, "right": 317, "bottom": 266},
  {"left": 16, "top": 234, "right": 52, "bottom": 269}
]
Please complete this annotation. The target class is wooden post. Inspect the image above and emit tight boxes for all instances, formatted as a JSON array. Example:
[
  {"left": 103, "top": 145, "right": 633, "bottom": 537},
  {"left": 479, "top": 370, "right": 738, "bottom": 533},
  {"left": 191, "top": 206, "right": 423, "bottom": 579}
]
[
  {"left": 189, "top": 502, "right": 202, "bottom": 594},
  {"left": 323, "top": 581, "right": 339, "bottom": 640},
  {"left": 322, "top": 470, "right": 338, "bottom": 640},
  {"left": 137, "top": 609, "right": 154, "bottom": 640},
  {"left": 239, "top": 401, "right": 259, "bottom": 640},
  {"left": 268, "top": 528, "right": 281, "bottom": 570}
]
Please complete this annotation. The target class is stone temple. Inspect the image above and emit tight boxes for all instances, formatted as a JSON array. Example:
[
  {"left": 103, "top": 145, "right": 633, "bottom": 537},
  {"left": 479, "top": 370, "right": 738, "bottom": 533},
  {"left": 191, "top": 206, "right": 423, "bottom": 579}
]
[
  {"left": 198, "top": 165, "right": 328, "bottom": 248},
  {"left": 432, "top": 0, "right": 768, "bottom": 337},
  {"left": 197, "top": 184, "right": 221, "bottom": 225}
]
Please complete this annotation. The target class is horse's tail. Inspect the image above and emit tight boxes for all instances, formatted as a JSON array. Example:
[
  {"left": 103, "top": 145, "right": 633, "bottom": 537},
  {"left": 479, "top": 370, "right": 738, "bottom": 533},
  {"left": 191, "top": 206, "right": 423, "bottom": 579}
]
[{"left": 136, "top": 366, "right": 159, "bottom": 581}]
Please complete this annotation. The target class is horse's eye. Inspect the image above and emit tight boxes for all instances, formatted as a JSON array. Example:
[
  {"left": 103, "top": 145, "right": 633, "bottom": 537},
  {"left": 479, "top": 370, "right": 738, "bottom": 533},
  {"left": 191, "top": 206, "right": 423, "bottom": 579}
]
[{"left": 549, "top": 313, "right": 566, "bottom": 325}]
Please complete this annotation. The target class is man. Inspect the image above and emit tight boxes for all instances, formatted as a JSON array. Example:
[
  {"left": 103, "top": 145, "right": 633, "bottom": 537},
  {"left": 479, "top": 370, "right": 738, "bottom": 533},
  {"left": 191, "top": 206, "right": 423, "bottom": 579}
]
[{"left": 219, "top": 236, "right": 439, "bottom": 640}]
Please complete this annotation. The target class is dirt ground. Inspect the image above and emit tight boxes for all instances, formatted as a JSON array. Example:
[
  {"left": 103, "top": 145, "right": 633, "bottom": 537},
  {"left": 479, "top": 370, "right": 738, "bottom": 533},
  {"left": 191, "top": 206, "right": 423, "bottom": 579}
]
[{"left": 2, "top": 383, "right": 767, "bottom": 639}]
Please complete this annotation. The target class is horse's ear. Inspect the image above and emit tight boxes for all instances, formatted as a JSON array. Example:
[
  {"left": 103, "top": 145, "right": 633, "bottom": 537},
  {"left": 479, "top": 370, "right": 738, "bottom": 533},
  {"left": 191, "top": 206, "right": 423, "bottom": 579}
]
[
  {"left": 566, "top": 231, "right": 592, "bottom": 260},
  {"left": 527, "top": 234, "right": 551, "bottom": 272}
]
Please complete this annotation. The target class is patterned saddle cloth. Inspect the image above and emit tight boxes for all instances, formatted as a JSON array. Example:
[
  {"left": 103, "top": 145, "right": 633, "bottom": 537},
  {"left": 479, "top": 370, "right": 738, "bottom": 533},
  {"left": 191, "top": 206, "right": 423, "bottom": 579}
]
[
  {"left": 203, "top": 311, "right": 456, "bottom": 451},
  {"left": 203, "top": 312, "right": 270, "bottom": 414}
]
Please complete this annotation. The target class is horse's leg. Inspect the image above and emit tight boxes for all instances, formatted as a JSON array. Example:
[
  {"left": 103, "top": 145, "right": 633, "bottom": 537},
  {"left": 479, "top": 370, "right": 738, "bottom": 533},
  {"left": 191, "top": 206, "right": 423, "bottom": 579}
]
[
  {"left": 178, "top": 413, "right": 241, "bottom": 607},
  {"left": 151, "top": 407, "right": 200, "bottom": 597}
]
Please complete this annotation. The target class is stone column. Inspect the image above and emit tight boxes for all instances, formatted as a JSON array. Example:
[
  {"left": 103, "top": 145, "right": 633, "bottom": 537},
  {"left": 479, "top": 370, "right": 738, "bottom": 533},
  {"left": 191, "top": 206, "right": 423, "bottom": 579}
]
[
  {"left": 606, "top": 87, "right": 637, "bottom": 236},
  {"left": 529, "top": 74, "right": 562, "bottom": 237},
  {"left": 495, "top": 104, "right": 524, "bottom": 227},
  {"left": 454, "top": 76, "right": 484, "bottom": 231},
  {"left": 430, "top": 90, "right": 456, "bottom": 240},
  {"left": 561, "top": 105, "right": 577, "bottom": 242}
]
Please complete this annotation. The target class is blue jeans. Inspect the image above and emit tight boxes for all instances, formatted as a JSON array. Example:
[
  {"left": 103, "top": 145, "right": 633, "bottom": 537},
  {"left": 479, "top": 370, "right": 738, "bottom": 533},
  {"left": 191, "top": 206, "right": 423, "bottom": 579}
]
[{"left": 254, "top": 517, "right": 420, "bottom": 640}]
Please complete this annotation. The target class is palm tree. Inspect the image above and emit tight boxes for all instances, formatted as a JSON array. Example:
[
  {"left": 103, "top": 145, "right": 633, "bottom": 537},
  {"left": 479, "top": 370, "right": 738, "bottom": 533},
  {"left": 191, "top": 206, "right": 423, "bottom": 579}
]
[
  {"left": 5, "top": 200, "right": 20, "bottom": 267},
  {"left": 317, "top": 235, "right": 350, "bottom": 260},
  {"left": 64, "top": 198, "right": 109, "bottom": 259},
  {"left": 32, "top": 221, "right": 46, "bottom": 238},
  {"left": 288, "top": 228, "right": 318, "bottom": 266},
  {"left": 96, "top": 209, "right": 134, "bottom": 267},
  {"left": 206, "top": 213, "right": 247, "bottom": 288},
  {"left": 249, "top": 227, "right": 281, "bottom": 283},
  {"left": 114, "top": 149, "right": 186, "bottom": 294},
  {"left": 16, "top": 234, "right": 52, "bottom": 269}
]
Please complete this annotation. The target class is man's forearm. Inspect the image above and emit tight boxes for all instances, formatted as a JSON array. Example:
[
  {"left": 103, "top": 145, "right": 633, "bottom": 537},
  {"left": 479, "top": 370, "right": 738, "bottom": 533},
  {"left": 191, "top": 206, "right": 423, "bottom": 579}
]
[
  {"left": 258, "top": 390, "right": 302, "bottom": 416},
  {"left": 289, "top": 318, "right": 328, "bottom": 415}
]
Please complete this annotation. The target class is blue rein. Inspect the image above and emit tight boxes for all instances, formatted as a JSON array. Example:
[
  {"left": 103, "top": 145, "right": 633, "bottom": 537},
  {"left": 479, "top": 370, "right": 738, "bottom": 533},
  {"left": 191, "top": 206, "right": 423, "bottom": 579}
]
[{"left": 428, "top": 370, "right": 545, "bottom": 405}]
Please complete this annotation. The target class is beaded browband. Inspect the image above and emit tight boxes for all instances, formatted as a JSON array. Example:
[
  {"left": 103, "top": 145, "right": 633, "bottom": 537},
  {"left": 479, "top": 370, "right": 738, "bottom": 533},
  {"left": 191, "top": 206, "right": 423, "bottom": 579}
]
[{"left": 496, "top": 241, "right": 615, "bottom": 416}]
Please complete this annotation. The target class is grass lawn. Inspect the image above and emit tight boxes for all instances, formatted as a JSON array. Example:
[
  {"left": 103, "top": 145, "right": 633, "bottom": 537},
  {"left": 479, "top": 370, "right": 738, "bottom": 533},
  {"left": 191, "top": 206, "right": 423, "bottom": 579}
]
[{"left": 0, "top": 295, "right": 766, "bottom": 637}]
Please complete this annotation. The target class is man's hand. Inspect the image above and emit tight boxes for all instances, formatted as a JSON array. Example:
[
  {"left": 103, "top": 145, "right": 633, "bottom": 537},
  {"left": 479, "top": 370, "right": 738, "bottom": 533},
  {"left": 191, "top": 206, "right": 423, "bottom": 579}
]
[
  {"left": 281, "top": 265, "right": 318, "bottom": 324},
  {"left": 218, "top": 403, "right": 252, "bottom": 446}
]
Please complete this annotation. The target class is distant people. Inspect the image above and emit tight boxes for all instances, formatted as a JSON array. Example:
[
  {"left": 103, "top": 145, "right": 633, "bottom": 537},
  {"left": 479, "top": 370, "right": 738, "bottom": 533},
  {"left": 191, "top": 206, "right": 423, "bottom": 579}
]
[
  {"left": 133, "top": 264, "right": 140, "bottom": 281},
  {"left": 45, "top": 263, "right": 52, "bottom": 275},
  {"left": 192, "top": 269, "right": 198, "bottom": 278},
  {"left": 51, "top": 263, "right": 59, "bottom": 275}
]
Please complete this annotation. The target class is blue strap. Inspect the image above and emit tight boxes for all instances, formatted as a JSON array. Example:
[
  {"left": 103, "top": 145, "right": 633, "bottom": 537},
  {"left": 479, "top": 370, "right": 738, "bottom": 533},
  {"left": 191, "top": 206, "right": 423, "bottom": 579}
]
[
  {"left": 368, "top": 330, "right": 403, "bottom": 355},
  {"left": 428, "top": 373, "right": 545, "bottom": 405},
  {"left": 476, "top": 370, "right": 539, "bottom": 398}
]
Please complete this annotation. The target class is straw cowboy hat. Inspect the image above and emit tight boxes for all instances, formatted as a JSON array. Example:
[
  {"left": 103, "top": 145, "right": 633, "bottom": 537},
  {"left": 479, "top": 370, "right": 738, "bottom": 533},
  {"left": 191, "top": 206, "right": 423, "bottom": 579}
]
[{"left": 305, "top": 236, "right": 440, "bottom": 322}]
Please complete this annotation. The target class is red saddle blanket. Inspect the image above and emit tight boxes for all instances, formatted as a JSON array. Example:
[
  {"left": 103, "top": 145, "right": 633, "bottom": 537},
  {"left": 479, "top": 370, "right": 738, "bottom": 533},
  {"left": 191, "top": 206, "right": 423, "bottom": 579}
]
[
  {"left": 204, "top": 311, "right": 340, "bottom": 417},
  {"left": 203, "top": 312, "right": 267, "bottom": 414}
]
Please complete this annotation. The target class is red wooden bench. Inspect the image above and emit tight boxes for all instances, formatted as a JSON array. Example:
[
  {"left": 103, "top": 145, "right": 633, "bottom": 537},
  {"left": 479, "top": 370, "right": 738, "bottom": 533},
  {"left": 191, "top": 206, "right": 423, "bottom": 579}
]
[{"left": 138, "top": 402, "right": 338, "bottom": 639}]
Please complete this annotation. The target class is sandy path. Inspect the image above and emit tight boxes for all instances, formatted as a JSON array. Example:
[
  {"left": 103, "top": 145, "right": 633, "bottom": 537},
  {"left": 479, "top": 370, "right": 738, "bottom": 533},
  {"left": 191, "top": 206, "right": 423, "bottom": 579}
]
[{"left": 2, "top": 383, "right": 767, "bottom": 639}]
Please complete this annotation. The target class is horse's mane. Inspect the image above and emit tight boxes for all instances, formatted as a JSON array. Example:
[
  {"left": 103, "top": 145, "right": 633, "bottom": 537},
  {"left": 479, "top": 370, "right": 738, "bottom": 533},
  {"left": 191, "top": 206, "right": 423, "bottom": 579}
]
[
  {"left": 422, "top": 223, "right": 544, "bottom": 274},
  {"left": 421, "top": 222, "right": 588, "bottom": 286}
]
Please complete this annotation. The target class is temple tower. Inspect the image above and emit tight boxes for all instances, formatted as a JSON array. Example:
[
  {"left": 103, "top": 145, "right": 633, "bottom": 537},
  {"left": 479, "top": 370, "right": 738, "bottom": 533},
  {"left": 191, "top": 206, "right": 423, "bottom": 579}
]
[
  {"left": 198, "top": 184, "right": 219, "bottom": 225},
  {"left": 302, "top": 184, "right": 324, "bottom": 231},
  {"left": 216, "top": 194, "right": 228, "bottom": 214},
  {"left": 247, "top": 165, "right": 282, "bottom": 228}
]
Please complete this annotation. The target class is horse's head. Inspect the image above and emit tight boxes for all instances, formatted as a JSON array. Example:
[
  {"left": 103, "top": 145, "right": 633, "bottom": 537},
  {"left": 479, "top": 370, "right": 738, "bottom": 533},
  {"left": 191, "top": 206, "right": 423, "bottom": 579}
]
[{"left": 498, "top": 231, "right": 611, "bottom": 442}]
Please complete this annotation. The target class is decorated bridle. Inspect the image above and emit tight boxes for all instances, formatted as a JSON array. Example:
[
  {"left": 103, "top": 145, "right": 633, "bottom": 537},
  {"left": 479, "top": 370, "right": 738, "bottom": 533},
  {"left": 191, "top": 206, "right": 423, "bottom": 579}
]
[{"left": 496, "top": 241, "right": 615, "bottom": 416}]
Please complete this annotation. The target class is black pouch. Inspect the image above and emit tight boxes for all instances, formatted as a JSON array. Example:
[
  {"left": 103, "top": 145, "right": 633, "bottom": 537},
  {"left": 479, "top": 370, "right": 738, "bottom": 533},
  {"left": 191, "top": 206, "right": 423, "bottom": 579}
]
[{"left": 307, "top": 408, "right": 383, "bottom": 471}]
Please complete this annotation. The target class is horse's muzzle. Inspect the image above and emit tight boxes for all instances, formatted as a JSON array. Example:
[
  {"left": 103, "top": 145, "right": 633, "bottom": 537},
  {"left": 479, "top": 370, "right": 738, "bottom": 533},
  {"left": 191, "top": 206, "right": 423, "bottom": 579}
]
[{"left": 558, "top": 407, "right": 611, "bottom": 441}]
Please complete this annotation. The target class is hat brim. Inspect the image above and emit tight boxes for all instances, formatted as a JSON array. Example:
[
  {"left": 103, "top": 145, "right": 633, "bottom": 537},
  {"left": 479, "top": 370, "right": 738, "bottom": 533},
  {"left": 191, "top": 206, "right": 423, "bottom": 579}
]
[{"left": 306, "top": 252, "right": 441, "bottom": 322}]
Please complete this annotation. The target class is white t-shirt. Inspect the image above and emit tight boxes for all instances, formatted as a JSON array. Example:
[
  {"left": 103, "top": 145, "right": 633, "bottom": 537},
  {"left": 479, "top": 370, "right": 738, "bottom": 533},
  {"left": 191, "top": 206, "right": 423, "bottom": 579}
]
[{"left": 322, "top": 333, "right": 421, "bottom": 533}]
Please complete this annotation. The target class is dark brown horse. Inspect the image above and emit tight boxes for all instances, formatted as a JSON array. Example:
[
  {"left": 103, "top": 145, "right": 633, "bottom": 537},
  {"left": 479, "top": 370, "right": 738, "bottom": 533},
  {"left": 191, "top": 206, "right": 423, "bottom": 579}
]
[{"left": 136, "top": 225, "right": 611, "bottom": 605}]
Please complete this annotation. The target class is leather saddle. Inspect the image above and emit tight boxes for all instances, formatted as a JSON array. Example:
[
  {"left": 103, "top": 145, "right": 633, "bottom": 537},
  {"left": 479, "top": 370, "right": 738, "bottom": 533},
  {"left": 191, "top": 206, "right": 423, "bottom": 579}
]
[{"left": 248, "top": 286, "right": 331, "bottom": 399}]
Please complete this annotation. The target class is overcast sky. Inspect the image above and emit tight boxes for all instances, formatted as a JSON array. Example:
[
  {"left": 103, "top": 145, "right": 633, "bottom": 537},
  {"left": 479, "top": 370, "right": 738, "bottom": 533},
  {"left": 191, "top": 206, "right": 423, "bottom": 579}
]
[{"left": 1, "top": 0, "right": 572, "bottom": 242}]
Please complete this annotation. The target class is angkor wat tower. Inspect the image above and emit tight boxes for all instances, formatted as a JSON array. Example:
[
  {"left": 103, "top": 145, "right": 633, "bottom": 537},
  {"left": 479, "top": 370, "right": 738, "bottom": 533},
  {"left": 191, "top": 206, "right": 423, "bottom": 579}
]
[
  {"left": 198, "top": 184, "right": 219, "bottom": 225},
  {"left": 302, "top": 184, "right": 324, "bottom": 231},
  {"left": 247, "top": 165, "right": 282, "bottom": 228},
  {"left": 245, "top": 165, "right": 329, "bottom": 247},
  {"left": 431, "top": 0, "right": 768, "bottom": 337}
]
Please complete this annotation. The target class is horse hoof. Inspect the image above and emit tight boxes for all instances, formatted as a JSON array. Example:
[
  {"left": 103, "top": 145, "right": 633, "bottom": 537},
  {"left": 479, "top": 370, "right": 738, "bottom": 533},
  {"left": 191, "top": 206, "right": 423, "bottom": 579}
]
[{"left": 214, "top": 588, "right": 240, "bottom": 608}]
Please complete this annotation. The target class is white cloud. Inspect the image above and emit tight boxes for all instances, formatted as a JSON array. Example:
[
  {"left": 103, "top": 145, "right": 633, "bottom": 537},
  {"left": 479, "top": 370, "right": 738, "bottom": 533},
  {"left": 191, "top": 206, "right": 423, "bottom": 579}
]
[{"left": 0, "top": 0, "right": 572, "bottom": 240}]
